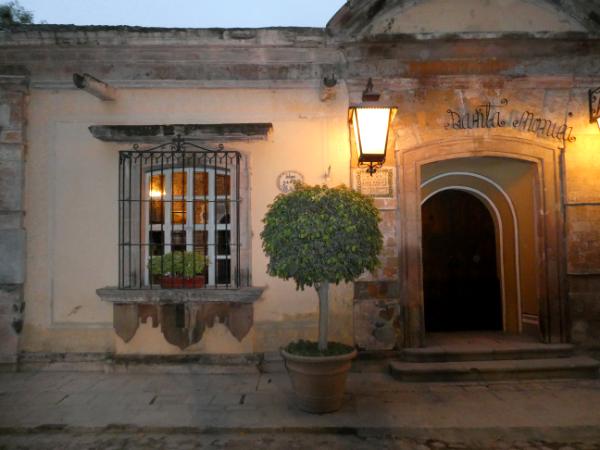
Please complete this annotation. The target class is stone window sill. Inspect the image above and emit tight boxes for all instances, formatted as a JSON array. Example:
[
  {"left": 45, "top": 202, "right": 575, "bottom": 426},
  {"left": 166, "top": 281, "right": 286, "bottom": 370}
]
[{"left": 96, "top": 287, "right": 265, "bottom": 304}]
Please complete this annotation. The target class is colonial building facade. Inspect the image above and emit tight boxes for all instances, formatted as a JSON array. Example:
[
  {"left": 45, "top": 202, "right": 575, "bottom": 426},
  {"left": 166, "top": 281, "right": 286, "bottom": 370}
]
[{"left": 1, "top": 0, "right": 600, "bottom": 367}]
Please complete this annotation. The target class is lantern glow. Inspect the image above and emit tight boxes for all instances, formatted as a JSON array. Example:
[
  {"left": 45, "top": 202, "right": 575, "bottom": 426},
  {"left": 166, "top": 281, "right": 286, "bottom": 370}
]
[{"left": 350, "top": 106, "right": 394, "bottom": 175}]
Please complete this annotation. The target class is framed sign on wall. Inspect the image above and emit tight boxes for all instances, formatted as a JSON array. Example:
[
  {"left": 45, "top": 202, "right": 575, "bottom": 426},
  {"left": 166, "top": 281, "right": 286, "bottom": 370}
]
[
  {"left": 277, "top": 171, "right": 304, "bottom": 193},
  {"left": 352, "top": 168, "right": 395, "bottom": 199}
]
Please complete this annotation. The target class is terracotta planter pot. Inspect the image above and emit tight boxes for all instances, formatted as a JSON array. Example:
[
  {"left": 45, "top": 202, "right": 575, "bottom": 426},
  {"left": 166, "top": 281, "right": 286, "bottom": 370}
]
[
  {"left": 281, "top": 348, "right": 357, "bottom": 414},
  {"left": 160, "top": 275, "right": 205, "bottom": 289}
]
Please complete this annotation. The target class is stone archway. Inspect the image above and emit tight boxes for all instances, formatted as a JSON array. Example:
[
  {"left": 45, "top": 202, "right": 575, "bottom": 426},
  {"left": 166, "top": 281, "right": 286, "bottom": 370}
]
[{"left": 399, "top": 137, "right": 567, "bottom": 347}]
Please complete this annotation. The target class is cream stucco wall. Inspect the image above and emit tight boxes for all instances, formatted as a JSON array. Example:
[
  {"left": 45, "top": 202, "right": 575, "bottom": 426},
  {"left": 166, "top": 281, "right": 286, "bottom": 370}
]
[{"left": 23, "top": 86, "right": 355, "bottom": 355}]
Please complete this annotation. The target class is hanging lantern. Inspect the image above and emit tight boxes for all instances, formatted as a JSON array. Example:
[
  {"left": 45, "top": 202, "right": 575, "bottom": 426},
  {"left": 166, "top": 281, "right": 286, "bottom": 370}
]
[{"left": 349, "top": 79, "right": 396, "bottom": 175}]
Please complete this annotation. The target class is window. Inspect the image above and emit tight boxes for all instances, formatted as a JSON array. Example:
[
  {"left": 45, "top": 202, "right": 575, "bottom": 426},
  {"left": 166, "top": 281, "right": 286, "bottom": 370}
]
[{"left": 118, "top": 139, "right": 241, "bottom": 289}]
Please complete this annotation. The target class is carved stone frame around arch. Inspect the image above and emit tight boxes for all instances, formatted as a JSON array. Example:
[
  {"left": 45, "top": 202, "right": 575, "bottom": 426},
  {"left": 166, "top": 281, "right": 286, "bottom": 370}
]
[{"left": 398, "top": 136, "right": 568, "bottom": 347}]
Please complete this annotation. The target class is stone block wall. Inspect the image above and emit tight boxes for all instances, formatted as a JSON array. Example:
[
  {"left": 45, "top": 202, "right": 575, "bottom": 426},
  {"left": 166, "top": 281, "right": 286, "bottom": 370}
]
[
  {"left": 353, "top": 280, "right": 403, "bottom": 350},
  {"left": 352, "top": 169, "right": 402, "bottom": 350},
  {"left": 569, "top": 276, "right": 600, "bottom": 348},
  {"left": 566, "top": 205, "right": 600, "bottom": 348},
  {"left": 0, "top": 76, "right": 27, "bottom": 367}
]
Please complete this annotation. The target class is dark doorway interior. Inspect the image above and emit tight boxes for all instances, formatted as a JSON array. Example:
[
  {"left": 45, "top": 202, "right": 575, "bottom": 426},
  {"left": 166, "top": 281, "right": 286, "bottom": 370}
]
[{"left": 422, "top": 190, "right": 502, "bottom": 332}]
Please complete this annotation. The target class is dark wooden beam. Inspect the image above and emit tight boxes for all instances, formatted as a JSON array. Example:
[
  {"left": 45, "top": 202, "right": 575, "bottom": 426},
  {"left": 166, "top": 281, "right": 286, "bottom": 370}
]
[{"left": 88, "top": 123, "right": 273, "bottom": 143}]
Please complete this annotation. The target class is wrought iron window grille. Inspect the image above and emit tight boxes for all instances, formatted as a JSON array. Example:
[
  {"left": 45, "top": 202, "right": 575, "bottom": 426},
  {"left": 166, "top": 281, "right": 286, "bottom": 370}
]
[{"left": 118, "top": 136, "right": 241, "bottom": 289}]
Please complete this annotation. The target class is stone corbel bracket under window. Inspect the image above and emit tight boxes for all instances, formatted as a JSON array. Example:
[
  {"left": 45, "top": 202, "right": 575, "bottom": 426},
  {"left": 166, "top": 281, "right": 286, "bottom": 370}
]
[{"left": 97, "top": 287, "right": 265, "bottom": 350}]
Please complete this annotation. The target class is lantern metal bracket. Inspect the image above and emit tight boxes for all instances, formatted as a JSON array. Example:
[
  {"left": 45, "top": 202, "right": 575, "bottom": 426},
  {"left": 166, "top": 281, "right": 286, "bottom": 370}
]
[
  {"left": 364, "top": 161, "right": 383, "bottom": 175},
  {"left": 362, "top": 78, "right": 381, "bottom": 102},
  {"left": 589, "top": 87, "right": 600, "bottom": 127}
]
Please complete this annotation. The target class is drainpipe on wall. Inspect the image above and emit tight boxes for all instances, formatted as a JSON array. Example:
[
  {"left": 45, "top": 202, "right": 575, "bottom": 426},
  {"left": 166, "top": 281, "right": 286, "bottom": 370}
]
[{"left": 73, "top": 73, "right": 117, "bottom": 101}]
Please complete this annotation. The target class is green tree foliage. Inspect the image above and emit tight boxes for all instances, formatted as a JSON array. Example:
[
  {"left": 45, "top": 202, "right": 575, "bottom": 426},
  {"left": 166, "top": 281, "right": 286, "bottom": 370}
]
[
  {"left": 0, "top": 1, "right": 33, "bottom": 26},
  {"left": 262, "top": 184, "right": 383, "bottom": 351},
  {"left": 261, "top": 184, "right": 383, "bottom": 290}
]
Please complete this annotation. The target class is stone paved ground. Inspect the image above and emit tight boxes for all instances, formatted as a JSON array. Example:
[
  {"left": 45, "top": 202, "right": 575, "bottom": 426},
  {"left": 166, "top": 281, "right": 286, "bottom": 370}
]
[
  {"left": 0, "top": 371, "right": 599, "bottom": 449},
  {"left": 0, "top": 431, "right": 599, "bottom": 450}
]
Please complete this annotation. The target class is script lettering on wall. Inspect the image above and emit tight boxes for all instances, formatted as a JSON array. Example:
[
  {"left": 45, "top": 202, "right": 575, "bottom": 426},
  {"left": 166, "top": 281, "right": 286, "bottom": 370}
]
[{"left": 444, "top": 98, "right": 575, "bottom": 143}]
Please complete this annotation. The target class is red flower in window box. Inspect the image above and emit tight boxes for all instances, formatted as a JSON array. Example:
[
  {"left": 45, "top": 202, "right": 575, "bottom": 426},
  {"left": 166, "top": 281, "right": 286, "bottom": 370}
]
[{"left": 160, "top": 275, "right": 205, "bottom": 289}]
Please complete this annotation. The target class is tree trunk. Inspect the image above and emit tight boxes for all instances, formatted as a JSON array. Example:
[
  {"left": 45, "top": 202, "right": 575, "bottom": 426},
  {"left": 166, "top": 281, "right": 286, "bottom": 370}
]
[{"left": 316, "top": 282, "right": 329, "bottom": 351}]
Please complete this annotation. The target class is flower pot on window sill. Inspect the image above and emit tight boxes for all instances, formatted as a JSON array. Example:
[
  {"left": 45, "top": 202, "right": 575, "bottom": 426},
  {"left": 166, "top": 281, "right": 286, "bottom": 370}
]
[{"left": 160, "top": 275, "right": 205, "bottom": 289}]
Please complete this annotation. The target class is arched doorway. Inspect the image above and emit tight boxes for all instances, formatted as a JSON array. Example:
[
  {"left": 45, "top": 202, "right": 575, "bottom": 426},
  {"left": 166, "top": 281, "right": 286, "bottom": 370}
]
[
  {"left": 422, "top": 189, "right": 502, "bottom": 332},
  {"left": 400, "top": 140, "right": 566, "bottom": 347}
]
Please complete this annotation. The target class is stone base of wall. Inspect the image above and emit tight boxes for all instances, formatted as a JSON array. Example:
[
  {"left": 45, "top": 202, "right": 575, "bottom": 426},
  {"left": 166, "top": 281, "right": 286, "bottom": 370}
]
[
  {"left": 353, "top": 280, "right": 403, "bottom": 351},
  {"left": 0, "top": 285, "right": 23, "bottom": 365},
  {"left": 569, "top": 275, "right": 600, "bottom": 348},
  {"left": 11, "top": 351, "right": 262, "bottom": 373},
  {"left": 0, "top": 77, "right": 27, "bottom": 366}
]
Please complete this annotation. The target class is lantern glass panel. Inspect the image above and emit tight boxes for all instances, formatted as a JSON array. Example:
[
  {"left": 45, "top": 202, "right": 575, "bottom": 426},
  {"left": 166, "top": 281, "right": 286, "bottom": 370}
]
[{"left": 353, "top": 107, "right": 391, "bottom": 156}]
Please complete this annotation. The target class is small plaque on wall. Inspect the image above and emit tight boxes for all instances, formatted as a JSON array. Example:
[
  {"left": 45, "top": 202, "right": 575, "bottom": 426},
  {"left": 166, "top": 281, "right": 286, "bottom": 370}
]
[
  {"left": 353, "top": 168, "right": 395, "bottom": 198},
  {"left": 277, "top": 171, "right": 304, "bottom": 193}
]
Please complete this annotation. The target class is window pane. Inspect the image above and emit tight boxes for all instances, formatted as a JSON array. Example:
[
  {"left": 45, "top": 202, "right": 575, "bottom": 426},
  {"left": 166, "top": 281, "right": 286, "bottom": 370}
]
[
  {"left": 217, "top": 230, "right": 230, "bottom": 255},
  {"left": 172, "top": 200, "right": 186, "bottom": 224},
  {"left": 149, "top": 231, "right": 164, "bottom": 284},
  {"left": 216, "top": 202, "right": 230, "bottom": 224},
  {"left": 171, "top": 230, "right": 186, "bottom": 252},
  {"left": 150, "top": 200, "right": 164, "bottom": 224},
  {"left": 217, "top": 259, "right": 231, "bottom": 285},
  {"left": 194, "top": 201, "right": 208, "bottom": 224},
  {"left": 193, "top": 230, "right": 207, "bottom": 256},
  {"left": 216, "top": 174, "right": 230, "bottom": 196},
  {"left": 150, "top": 174, "right": 164, "bottom": 197},
  {"left": 194, "top": 172, "right": 208, "bottom": 196},
  {"left": 149, "top": 231, "right": 164, "bottom": 256},
  {"left": 149, "top": 175, "right": 164, "bottom": 224},
  {"left": 172, "top": 172, "right": 187, "bottom": 197}
]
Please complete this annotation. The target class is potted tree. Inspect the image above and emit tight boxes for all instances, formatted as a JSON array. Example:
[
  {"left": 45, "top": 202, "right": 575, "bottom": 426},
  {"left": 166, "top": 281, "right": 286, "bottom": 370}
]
[
  {"left": 261, "top": 184, "right": 382, "bottom": 413},
  {"left": 149, "top": 251, "right": 207, "bottom": 288}
]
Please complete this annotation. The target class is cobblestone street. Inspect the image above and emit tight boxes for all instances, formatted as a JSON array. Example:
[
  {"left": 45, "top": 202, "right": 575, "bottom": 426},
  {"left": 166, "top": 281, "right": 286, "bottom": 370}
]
[
  {"left": 1, "top": 371, "right": 600, "bottom": 449},
  {"left": 1, "top": 430, "right": 600, "bottom": 450}
]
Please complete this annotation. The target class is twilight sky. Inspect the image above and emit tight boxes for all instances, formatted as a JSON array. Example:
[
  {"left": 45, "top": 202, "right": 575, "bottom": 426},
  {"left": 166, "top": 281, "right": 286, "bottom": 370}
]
[{"left": 18, "top": 0, "right": 347, "bottom": 28}]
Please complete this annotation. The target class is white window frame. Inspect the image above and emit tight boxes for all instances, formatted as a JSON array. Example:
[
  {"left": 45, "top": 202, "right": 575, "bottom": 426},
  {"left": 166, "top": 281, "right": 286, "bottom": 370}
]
[{"left": 143, "top": 166, "right": 234, "bottom": 287}]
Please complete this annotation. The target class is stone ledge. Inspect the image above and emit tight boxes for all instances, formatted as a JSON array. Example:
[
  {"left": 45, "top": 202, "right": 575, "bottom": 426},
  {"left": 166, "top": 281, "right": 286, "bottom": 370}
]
[
  {"left": 89, "top": 123, "right": 273, "bottom": 143},
  {"left": 96, "top": 286, "right": 265, "bottom": 304},
  {"left": 14, "top": 351, "right": 263, "bottom": 374}
]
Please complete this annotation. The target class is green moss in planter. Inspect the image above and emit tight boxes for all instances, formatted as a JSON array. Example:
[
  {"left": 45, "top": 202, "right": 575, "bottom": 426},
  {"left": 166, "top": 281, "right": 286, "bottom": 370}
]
[
  {"left": 149, "top": 251, "right": 207, "bottom": 277},
  {"left": 284, "top": 339, "right": 355, "bottom": 357}
]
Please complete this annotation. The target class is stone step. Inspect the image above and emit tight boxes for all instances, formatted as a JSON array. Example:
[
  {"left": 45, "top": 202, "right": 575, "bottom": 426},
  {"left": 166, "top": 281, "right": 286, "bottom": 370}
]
[
  {"left": 399, "top": 343, "right": 575, "bottom": 363},
  {"left": 389, "top": 356, "right": 600, "bottom": 382}
]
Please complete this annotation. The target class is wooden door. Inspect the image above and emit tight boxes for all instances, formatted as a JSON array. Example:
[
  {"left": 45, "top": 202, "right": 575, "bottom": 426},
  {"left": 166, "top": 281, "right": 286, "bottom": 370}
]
[{"left": 422, "top": 190, "right": 502, "bottom": 331}]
